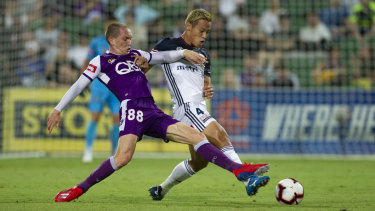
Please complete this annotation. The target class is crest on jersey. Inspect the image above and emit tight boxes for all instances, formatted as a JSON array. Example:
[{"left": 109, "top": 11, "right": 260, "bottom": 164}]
[{"left": 108, "top": 58, "right": 116, "bottom": 64}]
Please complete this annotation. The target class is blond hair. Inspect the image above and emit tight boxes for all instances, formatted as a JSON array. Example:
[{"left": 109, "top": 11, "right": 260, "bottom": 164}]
[{"left": 185, "top": 9, "right": 213, "bottom": 26}]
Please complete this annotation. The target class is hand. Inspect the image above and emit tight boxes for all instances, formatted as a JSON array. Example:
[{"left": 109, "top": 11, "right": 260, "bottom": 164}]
[
  {"left": 132, "top": 55, "right": 150, "bottom": 70},
  {"left": 47, "top": 109, "right": 61, "bottom": 134},
  {"left": 203, "top": 85, "right": 214, "bottom": 99},
  {"left": 183, "top": 50, "right": 207, "bottom": 67}
]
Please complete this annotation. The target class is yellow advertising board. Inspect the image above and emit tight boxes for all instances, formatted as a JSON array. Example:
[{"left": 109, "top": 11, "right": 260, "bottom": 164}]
[{"left": 2, "top": 88, "right": 199, "bottom": 153}]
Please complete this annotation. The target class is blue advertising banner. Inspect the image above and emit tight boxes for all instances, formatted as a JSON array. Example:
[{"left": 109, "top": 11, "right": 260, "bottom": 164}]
[{"left": 211, "top": 89, "right": 375, "bottom": 154}]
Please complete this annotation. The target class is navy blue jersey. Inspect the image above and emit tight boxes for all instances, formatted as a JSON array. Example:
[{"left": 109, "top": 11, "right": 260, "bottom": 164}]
[
  {"left": 152, "top": 37, "right": 211, "bottom": 106},
  {"left": 153, "top": 37, "right": 211, "bottom": 77}
]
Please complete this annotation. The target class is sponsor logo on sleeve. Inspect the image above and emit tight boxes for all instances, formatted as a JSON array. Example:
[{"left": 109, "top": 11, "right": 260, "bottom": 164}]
[{"left": 87, "top": 64, "right": 97, "bottom": 73}]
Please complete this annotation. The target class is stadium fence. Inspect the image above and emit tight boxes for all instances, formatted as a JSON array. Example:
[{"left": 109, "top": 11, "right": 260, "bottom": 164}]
[{"left": 1, "top": 0, "right": 375, "bottom": 156}]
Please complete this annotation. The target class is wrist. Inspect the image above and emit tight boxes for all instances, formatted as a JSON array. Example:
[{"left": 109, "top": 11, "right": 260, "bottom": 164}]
[{"left": 181, "top": 49, "right": 186, "bottom": 58}]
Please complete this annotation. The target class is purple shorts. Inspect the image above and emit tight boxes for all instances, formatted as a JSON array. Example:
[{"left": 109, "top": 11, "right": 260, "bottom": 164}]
[{"left": 119, "top": 98, "right": 179, "bottom": 141}]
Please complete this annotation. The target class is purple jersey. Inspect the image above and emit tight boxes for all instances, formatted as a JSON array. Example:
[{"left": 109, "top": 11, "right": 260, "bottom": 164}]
[
  {"left": 82, "top": 49, "right": 153, "bottom": 101},
  {"left": 82, "top": 49, "right": 179, "bottom": 139}
]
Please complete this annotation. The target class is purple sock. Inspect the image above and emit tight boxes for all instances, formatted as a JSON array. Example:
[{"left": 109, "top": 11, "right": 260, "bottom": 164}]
[
  {"left": 194, "top": 140, "right": 242, "bottom": 172},
  {"left": 78, "top": 156, "right": 118, "bottom": 192}
]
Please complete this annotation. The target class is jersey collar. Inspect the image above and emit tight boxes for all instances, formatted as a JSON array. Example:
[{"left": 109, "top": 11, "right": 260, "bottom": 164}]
[{"left": 178, "top": 37, "right": 195, "bottom": 50}]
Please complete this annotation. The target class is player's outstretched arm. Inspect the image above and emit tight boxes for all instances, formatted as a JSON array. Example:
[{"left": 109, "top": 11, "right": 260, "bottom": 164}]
[
  {"left": 149, "top": 50, "right": 207, "bottom": 66},
  {"left": 47, "top": 75, "right": 91, "bottom": 133}
]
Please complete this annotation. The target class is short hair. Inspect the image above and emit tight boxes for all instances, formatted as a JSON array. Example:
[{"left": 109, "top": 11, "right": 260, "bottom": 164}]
[
  {"left": 105, "top": 23, "right": 126, "bottom": 44},
  {"left": 185, "top": 9, "right": 213, "bottom": 26}
]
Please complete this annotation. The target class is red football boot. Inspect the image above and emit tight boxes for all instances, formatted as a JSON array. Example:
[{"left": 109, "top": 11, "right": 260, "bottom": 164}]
[
  {"left": 55, "top": 186, "right": 83, "bottom": 202},
  {"left": 232, "top": 163, "right": 270, "bottom": 181}
]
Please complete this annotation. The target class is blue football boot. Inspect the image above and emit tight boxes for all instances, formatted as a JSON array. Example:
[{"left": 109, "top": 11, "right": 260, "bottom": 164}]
[
  {"left": 246, "top": 175, "right": 270, "bottom": 196},
  {"left": 149, "top": 186, "right": 165, "bottom": 201}
]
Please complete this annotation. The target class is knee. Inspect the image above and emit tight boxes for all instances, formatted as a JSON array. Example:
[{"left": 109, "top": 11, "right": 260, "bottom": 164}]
[
  {"left": 206, "top": 127, "right": 231, "bottom": 148},
  {"left": 217, "top": 128, "right": 230, "bottom": 145},
  {"left": 189, "top": 159, "right": 208, "bottom": 172},
  {"left": 185, "top": 128, "right": 207, "bottom": 145},
  {"left": 190, "top": 132, "right": 208, "bottom": 146},
  {"left": 112, "top": 115, "right": 120, "bottom": 124},
  {"left": 197, "top": 132, "right": 207, "bottom": 141},
  {"left": 91, "top": 113, "right": 101, "bottom": 122},
  {"left": 114, "top": 153, "right": 132, "bottom": 168}
]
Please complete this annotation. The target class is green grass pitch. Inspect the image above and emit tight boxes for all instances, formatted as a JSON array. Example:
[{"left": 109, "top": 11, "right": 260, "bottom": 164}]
[{"left": 0, "top": 155, "right": 374, "bottom": 211}]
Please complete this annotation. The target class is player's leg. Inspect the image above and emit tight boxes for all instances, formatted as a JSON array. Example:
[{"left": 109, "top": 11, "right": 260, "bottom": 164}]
[
  {"left": 150, "top": 103, "right": 269, "bottom": 200},
  {"left": 56, "top": 99, "right": 140, "bottom": 202},
  {"left": 167, "top": 122, "right": 271, "bottom": 193},
  {"left": 203, "top": 121, "right": 242, "bottom": 164},
  {"left": 55, "top": 134, "right": 138, "bottom": 202},
  {"left": 142, "top": 104, "right": 269, "bottom": 199},
  {"left": 149, "top": 126, "right": 247, "bottom": 200},
  {"left": 187, "top": 145, "right": 208, "bottom": 172},
  {"left": 143, "top": 106, "right": 247, "bottom": 173},
  {"left": 203, "top": 121, "right": 270, "bottom": 194},
  {"left": 166, "top": 122, "right": 268, "bottom": 174},
  {"left": 149, "top": 123, "right": 269, "bottom": 200},
  {"left": 56, "top": 99, "right": 161, "bottom": 202},
  {"left": 203, "top": 121, "right": 272, "bottom": 179},
  {"left": 151, "top": 123, "right": 269, "bottom": 200},
  {"left": 149, "top": 145, "right": 206, "bottom": 200},
  {"left": 180, "top": 102, "right": 243, "bottom": 165},
  {"left": 79, "top": 134, "right": 137, "bottom": 191},
  {"left": 108, "top": 92, "right": 120, "bottom": 155},
  {"left": 179, "top": 102, "right": 268, "bottom": 176}
]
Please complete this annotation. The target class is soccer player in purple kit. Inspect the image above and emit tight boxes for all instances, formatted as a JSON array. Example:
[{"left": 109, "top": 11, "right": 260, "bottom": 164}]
[{"left": 48, "top": 23, "right": 269, "bottom": 202}]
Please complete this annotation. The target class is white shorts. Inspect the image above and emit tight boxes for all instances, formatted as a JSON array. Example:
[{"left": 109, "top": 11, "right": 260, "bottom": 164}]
[{"left": 173, "top": 101, "right": 216, "bottom": 132}]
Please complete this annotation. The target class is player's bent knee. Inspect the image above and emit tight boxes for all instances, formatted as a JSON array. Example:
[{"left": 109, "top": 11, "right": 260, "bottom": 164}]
[
  {"left": 189, "top": 131, "right": 206, "bottom": 145},
  {"left": 183, "top": 124, "right": 207, "bottom": 141},
  {"left": 204, "top": 122, "right": 231, "bottom": 148},
  {"left": 196, "top": 131, "right": 207, "bottom": 141},
  {"left": 114, "top": 153, "right": 132, "bottom": 168},
  {"left": 214, "top": 128, "right": 231, "bottom": 146}
]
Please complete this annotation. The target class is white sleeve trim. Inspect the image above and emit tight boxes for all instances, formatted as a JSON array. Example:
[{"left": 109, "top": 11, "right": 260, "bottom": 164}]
[
  {"left": 149, "top": 50, "right": 185, "bottom": 64},
  {"left": 136, "top": 49, "right": 152, "bottom": 63},
  {"left": 55, "top": 75, "right": 91, "bottom": 112}
]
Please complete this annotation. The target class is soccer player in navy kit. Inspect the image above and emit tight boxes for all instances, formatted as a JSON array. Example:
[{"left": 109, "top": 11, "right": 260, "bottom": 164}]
[
  {"left": 148, "top": 9, "right": 270, "bottom": 199},
  {"left": 48, "top": 23, "right": 269, "bottom": 202},
  {"left": 81, "top": 15, "right": 120, "bottom": 163}
]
